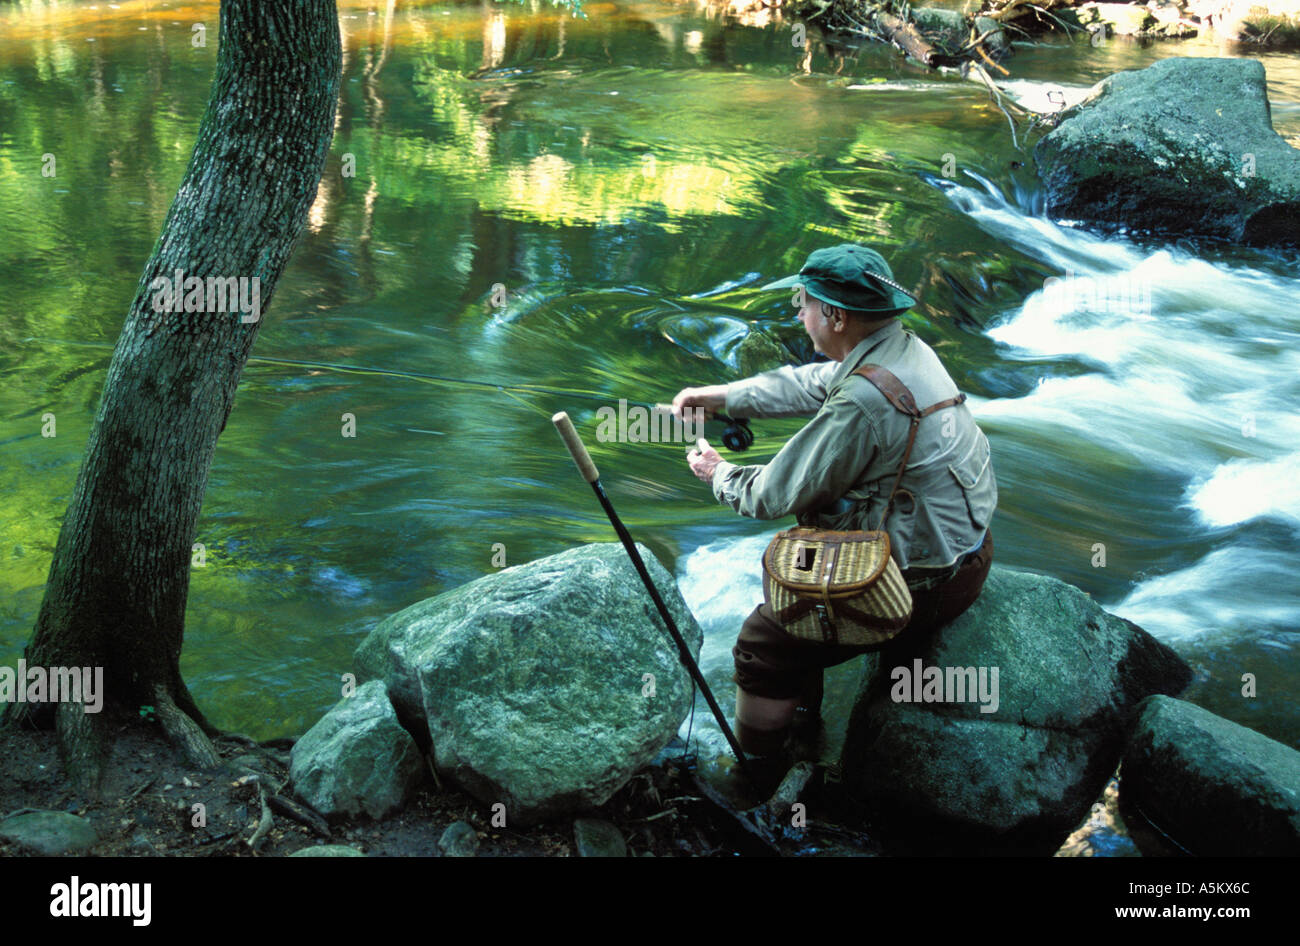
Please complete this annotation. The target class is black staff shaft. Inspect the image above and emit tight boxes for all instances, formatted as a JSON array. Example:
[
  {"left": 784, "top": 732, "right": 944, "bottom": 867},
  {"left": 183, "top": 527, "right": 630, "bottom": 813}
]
[{"left": 551, "top": 412, "right": 757, "bottom": 790}]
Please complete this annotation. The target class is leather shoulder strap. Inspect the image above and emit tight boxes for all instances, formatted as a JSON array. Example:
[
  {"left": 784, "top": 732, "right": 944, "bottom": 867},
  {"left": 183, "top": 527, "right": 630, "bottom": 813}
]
[
  {"left": 853, "top": 364, "right": 920, "bottom": 417},
  {"left": 852, "top": 364, "right": 967, "bottom": 418},
  {"left": 851, "top": 364, "right": 969, "bottom": 530}
]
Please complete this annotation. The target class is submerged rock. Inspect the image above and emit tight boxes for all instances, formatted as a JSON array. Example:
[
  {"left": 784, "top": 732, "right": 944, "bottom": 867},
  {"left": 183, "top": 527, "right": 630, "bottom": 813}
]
[
  {"left": 289, "top": 679, "right": 425, "bottom": 820},
  {"left": 0, "top": 810, "right": 98, "bottom": 855},
  {"left": 1121, "top": 695, "right": 1300, "bottom": 855},
  {"left": 1035, "top": 57, "right": 1300, "bottom": 246},
  {"left": 837, "top": 566, "right": 1192, "bottom": 854},
  {"left": 355, "top": 542, "right": 702, "bottom": 825}
]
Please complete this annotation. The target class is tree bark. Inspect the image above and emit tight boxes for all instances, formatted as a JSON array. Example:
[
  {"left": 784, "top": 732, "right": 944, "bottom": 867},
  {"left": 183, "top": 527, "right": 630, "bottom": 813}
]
[
  {"left": 874, "top": 12, "right": 938, "bottom": 66},
  {"left": 6, "top": 0, "right": 342, "bottom": 789}
]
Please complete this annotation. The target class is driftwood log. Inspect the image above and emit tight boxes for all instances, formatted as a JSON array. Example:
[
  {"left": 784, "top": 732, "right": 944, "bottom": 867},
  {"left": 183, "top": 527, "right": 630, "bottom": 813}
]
[{"left": 874, "top": 10, "right": 939, "bottom": 64}]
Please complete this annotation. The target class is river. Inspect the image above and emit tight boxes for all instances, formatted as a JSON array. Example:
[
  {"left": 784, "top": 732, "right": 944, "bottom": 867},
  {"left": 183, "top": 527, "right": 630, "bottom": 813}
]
[{"left": 1, "top": 0, "right": 1297, "bottom": 850}]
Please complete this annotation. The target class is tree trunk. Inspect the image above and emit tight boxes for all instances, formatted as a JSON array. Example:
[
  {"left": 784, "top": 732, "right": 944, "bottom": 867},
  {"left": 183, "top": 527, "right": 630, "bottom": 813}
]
[{"left": 6, "top": 0, "right": 342, "bottom": 790}]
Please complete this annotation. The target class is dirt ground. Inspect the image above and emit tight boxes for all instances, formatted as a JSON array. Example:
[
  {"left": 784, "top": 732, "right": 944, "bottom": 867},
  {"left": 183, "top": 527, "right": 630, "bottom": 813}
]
[{"left": 0, "top": 711, "right": 878, "bottom": 857}]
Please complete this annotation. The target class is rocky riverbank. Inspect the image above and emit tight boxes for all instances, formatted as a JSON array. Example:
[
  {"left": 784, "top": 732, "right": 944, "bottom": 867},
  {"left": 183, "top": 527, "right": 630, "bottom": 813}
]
[
  {"left": 701, "top": 0, "right": 1300, "bottom": 50},
  {"left": 4, "top": 540, "right": 1295, "bottom": 856},
  {"left": 275, "top": 542, "right": 1298, "bottom": 856}
]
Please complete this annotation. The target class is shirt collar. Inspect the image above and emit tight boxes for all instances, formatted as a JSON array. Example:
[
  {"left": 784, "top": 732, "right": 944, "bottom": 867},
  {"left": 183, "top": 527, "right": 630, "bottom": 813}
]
[{"left": 827, "top": 319, "right": 905, "bottom": 390}]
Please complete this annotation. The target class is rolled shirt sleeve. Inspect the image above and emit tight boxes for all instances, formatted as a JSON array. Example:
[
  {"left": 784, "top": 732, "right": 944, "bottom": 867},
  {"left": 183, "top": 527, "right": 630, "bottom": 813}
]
[
  {"left": 710, "top": 391, "right": 880, "bottom": 521},
  {"left": 723, "top": 360, "right": 839, "bottom": 419}
]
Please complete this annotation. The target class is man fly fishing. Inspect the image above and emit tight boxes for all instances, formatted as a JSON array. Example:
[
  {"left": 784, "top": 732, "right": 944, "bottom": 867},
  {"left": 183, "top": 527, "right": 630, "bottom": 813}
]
[{"left": 671, "top": 244, "right": 998, "bottom": 789}]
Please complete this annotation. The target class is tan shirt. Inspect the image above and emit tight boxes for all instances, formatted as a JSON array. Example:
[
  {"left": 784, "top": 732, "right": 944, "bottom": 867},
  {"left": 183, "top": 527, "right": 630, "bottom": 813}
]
[{"left": 711, "top": 319, "right": 997, "bottom": 573}]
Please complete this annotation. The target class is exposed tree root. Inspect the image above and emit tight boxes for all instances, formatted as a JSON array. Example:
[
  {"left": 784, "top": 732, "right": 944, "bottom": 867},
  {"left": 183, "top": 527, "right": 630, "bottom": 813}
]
[{"left": 153, "top": 687, "right": 220, "bottom": 770}]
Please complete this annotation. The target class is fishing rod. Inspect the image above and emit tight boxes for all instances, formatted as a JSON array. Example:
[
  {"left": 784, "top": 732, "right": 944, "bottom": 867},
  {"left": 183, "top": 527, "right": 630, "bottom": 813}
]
[
  {"left": 551, "top": 410, "right": 759, "bottom": 792},
  {"left": 21, "top": 338, "right": 757, "bottom": 451}
]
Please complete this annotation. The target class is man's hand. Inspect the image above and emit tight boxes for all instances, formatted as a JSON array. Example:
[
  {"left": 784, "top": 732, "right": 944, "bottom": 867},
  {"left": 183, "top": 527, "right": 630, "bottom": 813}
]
[
  {"left": 687, "top": 438, "right": 724, "bottom": 484},
  {"left": 671, "top": 385, "right": 727, "bottom": 421}
]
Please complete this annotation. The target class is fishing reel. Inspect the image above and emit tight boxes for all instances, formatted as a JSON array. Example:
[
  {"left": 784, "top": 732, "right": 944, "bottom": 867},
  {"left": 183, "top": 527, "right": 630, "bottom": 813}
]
[{"left": 717, "top": 414, "right": 754, "bottom": 452}]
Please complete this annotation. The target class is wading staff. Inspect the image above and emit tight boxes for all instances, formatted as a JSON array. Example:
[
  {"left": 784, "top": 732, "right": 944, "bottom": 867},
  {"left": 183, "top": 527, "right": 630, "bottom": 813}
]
[{"left": 551, "top": 411, "right": 758, "bottom": 790}]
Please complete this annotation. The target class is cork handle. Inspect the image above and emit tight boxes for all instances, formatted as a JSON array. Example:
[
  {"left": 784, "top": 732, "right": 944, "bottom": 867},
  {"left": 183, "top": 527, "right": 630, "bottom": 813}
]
[{"left": 552, "top": 411, "right": 600, "bottom": 483}]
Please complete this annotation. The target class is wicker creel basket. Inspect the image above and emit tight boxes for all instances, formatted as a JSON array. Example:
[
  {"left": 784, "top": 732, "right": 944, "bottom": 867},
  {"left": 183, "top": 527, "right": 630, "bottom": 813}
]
[{"left": 761, "top": 527, "right": 913, "bottom": 646}]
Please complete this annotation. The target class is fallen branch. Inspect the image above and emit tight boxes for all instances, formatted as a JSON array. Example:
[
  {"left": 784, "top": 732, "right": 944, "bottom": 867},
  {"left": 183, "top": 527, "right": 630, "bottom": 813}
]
[
  {"left": 988, "top": 0, "right": 1036, "bottom": 21},
  {"left": 976, "top": 42, "right": 1010, "bottom": 75},
  {"left": 875, "top": 11, "right": 938, "bottom": 65},
  {"left": 268, "top": 793, "right": 331, "bottom": 839},
  {"left": 961, "top": 26, "right": 1006, "bottom": 52},
  {"left": 966, "top": 61, "right": 1025, "bottom": 147},
  {"left": 246, "top": 784, "right": 274, "bottom": 852}
]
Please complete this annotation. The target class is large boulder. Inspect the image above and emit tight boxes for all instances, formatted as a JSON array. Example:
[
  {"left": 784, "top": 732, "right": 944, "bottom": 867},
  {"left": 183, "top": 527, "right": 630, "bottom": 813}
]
[
  {"left": 355, "top": 542, "right": 702, "bottom": 825},
  {"left": 1121, "top": 695, "right": 1300, "bottom": 855},
  {"left": 290, "top": 679, "right": 425, "bottom": 820},
  {"left": 836, "top": 566, "right": 1192, "bottom": 854},
  {"left": 1034, "top": 57, "right": 1300, "bottom": 246}
]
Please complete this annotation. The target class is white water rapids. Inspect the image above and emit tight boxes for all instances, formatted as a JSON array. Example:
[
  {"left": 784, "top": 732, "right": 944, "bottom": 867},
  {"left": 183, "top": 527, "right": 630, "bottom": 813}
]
[{"left": 676, "top": 168, "right": 1300, "bottom": 757}]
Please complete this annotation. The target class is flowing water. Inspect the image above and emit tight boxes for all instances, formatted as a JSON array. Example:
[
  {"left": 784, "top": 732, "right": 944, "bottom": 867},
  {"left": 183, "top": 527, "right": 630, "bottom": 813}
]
[{"left": 2, "top": 0, "right": 1297, "bottom": 849}]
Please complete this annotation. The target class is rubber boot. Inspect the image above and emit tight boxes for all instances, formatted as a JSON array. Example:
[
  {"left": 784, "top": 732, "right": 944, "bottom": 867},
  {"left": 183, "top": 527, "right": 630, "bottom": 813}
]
[{"left": 789, "top": 673, "right": 825, "bottom": 762}]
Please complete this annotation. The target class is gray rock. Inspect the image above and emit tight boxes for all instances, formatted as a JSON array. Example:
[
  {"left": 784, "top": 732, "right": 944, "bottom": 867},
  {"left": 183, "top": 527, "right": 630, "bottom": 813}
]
[
  {"left": 1121, "top": 695, "right": 1300, "bottom": 855},
  {"left": 287, "top": 844, "right": 366, "bottom": 857},
  {"left": 356, "top": 542, "right": 702, "bottom": 825},
  {"left": 290, "top": 679, "right": 425, "bottom": 820},
  {"left": 908, "top": 7, "right": 971, "bottom": 56},
  {"left": 0, "top": 810, "right": 98, "bottom": 855},
  {"left": 438, "top": 820, "right": 480, "bottom": 857},
  {"left": 838, "top": 566, "right": 1191, "bottom": 854},
  {"left": 574, "top": 818, "right": 627, "bottom": 857},
  {"left": 973, "top": 15, "right": 1010, "bottom": 54},
  {"left": 911, "top": 7, "right": 968, "bottom": 48},
  {"left": 1035, "top": 57, "right": 1300, "bottom": 246}
]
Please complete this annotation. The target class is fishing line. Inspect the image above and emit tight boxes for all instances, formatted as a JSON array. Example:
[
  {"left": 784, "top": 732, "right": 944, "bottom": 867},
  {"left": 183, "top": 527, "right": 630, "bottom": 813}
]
[{"left": 20, "top": 337, "right": 757, "bottom": 449}]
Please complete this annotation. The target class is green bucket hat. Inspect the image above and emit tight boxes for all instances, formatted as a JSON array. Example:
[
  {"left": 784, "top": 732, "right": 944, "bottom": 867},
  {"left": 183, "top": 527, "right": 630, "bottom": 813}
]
[{"left": 761, "top": 244, "right": 917, "bottom": 314}]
